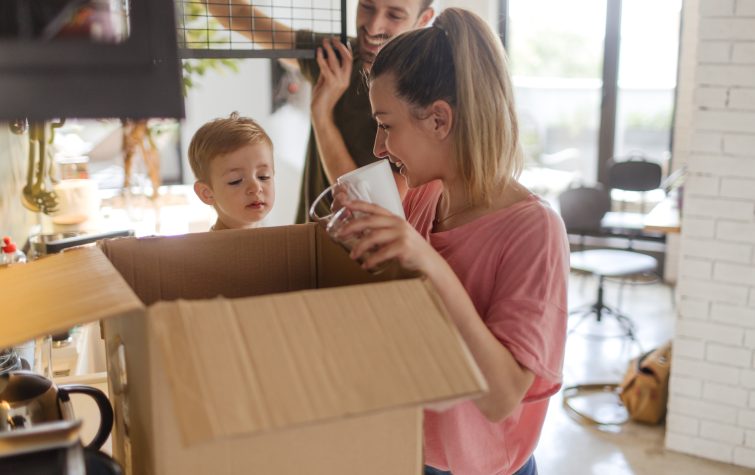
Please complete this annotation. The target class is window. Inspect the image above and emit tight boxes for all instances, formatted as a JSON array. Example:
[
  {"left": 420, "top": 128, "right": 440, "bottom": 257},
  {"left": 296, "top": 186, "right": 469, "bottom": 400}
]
[
  {"left": 615, "top": 0, "right": 681, "bottom": 161},
  {"left": 507, "top": 0, "right": 606, "bottom": 194},
  {"left": 501, "top": 0, "right": 681, "bottom": 195}
]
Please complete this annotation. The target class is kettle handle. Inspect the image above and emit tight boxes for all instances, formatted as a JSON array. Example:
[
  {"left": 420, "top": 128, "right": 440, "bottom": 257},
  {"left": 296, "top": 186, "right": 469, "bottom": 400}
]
[{"left": 58, "top": 385, "right": 114, "bottom": 451}]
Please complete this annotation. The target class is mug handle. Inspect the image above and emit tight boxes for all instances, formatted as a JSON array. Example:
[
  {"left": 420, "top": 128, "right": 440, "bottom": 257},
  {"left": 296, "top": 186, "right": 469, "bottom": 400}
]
[
  {"left": 309, "top": 183, "right": 338, "bottom": 224},
  {"left": 59, "top": 384, "right": 114, "bottom": 451},
  {"left": 309, "top": 182, "right": 358, "bottom": 224}
]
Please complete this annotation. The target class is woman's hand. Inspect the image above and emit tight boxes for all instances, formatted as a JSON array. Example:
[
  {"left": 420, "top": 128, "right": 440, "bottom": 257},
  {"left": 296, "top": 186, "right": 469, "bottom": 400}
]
[
  {"left": 311, "top": 38, "right": 353, "bottom": 119},
  {"left": 335, "top": 200, "right": 441, "bottom": 274},
  {"left": 330, "top": 183, "right": 351, "bottom": 214}
]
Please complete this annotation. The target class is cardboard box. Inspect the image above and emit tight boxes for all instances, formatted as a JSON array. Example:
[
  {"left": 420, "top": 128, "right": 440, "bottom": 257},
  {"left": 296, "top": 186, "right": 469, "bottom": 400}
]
[{"left": 1, "top": 224, "right": 486, "bottom": 474}]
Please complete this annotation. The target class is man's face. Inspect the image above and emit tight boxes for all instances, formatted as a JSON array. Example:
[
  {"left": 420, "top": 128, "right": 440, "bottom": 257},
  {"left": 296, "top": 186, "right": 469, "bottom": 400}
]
[{"left": 355, "top": 0, "right": 433, "bottom": 71}]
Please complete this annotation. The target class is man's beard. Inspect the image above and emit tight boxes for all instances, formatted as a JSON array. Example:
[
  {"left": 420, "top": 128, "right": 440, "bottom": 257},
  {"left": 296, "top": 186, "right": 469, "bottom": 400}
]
[
  {"left": 357, "top": 28, "right": 390, "bottom": 67},
  {"left": 361, "top": 50, "right": 377, "bottom": 66}
]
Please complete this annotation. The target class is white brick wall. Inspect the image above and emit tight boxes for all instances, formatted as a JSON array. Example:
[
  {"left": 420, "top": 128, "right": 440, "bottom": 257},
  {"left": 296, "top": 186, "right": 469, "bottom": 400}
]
[
  {"left": 741, "top": 409, "right": 755, "bottom": 429},
  {"left": 667, "top": 0, "right": 755, "bottom": 469},
  {"left": 673, "top": 357, "right": 740, "bottom": 385},
  {"left": 701, "top": 420, "right": 745, "bottom": 445},
  {"left": 732, "top": 43, "right": 755, "bottom": 63},
  {"left": 737, "top": 0, "right": 755, "bottom": 16},
  {"left": 711, "top": 303, "right": 755, "bottom": 328},
  {"left": 691, "top": 132, "right": 724, "bottom": 152},
  {"left": 699, "top": 18, "right": 755, "bottom": 40},
  {"left": 694, "top": 87, "right": 729, "bottom": 108},
  {"left": 716, "top": 220, "right": 755, "bottom": 244},
  {"left": 685, "top": 155, "right": 755, "bottom": 178},
  {"left": 678, "top": 297, "right": 711, "bottom": 320},
  {"left": 729, "top": 89, "right": 755, "bottom": 109},
  {"left": 699, "top": 42, "right": 732, "bottom": 63},
  {"left": 700, "top": 0, "right": 735, "bottom": 16},
  {"left": 682, "top": 217, "right": 716, "bottom": 238},
  {"left": 720, "top": 179, "right": 755, "bottom": 200},
  {"left": 672, "top": 375, "right": 705, "bottom": 397}
]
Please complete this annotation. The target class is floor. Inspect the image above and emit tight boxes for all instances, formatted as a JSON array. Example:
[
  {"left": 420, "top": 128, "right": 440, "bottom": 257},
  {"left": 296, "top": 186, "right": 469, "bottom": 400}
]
[{"left": 533, "top": 272, "right": 754, "bottom": 475}]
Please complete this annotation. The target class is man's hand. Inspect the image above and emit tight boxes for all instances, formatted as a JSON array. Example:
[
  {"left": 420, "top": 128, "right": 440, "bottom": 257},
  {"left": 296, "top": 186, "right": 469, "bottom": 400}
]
[{"left": 311, "top": 37, "right": 353, "bottom": 120}]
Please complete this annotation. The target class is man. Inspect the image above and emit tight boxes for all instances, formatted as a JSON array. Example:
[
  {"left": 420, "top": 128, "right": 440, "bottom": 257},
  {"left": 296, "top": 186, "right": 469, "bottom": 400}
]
[{"left": 204, "top": 0, "right": 434, "bottom": 222}]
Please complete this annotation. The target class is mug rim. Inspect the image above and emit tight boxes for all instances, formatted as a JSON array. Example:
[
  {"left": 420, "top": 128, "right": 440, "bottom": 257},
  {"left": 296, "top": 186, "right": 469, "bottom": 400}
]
[{"left": 337, "top": 158, "right": 389, "bottom": 183}]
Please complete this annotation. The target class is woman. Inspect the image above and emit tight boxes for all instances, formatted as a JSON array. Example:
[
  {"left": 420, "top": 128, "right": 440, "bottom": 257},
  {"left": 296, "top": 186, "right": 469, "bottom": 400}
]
[{"left": 335, "top": 8, "right": 569, "bottom": 475}]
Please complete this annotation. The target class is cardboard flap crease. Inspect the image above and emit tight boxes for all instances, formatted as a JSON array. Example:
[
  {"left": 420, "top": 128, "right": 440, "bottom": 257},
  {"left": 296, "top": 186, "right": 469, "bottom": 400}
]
[
  {"left": 0, "top": 247, "right": 143, "bottom": 348},
  {"left": 150, "top": 279, "right": 485, "bottom": 446},
  {"left": 99, "top": 226, "right": 318, "bottom": 306}
]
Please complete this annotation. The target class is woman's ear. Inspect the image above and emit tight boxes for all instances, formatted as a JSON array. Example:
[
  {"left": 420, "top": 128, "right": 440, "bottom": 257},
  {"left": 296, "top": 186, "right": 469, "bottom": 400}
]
[
  {"left": 429, "top": 100, "right": 453, "bottom": 140},
  {"left": 194, "top": 181, "right": 215, "bottom": 205}
]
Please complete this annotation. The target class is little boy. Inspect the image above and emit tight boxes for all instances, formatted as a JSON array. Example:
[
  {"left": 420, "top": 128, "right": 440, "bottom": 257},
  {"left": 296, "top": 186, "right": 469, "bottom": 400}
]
[{"left": 189, "top": 112, "right": 275, "bottom": 230}]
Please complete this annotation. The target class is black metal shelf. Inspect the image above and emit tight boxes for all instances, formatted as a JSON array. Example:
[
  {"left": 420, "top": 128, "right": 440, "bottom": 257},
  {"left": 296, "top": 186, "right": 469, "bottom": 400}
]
[{"left": 177, "top": 0, "right": 347, "bottom": 60}]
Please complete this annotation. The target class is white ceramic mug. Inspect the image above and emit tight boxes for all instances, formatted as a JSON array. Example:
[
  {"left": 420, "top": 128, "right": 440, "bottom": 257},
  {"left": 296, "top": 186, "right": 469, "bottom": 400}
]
[
  {"left": 309, "top": 159, "right": 404, "bottom": 274},
  {"left": 309, "top": 159, "right": 404, "bottom": 224}
]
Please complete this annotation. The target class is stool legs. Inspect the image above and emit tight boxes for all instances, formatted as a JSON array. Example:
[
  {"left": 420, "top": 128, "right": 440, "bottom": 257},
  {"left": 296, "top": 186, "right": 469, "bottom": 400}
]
[{"left": 568, "top": 275, "right": 637, "bottom": 340}]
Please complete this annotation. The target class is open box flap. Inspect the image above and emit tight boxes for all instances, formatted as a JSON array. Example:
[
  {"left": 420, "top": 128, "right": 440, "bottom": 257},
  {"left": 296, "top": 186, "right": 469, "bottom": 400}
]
[
  {"left": 149, "top": 279, "right": 487, "bottom": 446},
  {"left": 0, "top": 247, "right": 144, "bottom": 349},
  {"left": 98, "top": 223, "right": 417, "bottom": 307},
  {"left": 99, "top": 225, "right": 318, "bottom": 306}
]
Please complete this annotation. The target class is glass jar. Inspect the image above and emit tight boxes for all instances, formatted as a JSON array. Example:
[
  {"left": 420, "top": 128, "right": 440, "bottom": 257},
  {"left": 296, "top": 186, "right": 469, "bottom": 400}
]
[{"left": 55, "top": 155, "right": 90, "bottom": 180}]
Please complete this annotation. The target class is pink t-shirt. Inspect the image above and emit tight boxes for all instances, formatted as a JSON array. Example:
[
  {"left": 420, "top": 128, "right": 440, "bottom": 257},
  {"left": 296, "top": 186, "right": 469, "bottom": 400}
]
[{"left": 405, "top": 180, "right": 569, "bottom": 475}]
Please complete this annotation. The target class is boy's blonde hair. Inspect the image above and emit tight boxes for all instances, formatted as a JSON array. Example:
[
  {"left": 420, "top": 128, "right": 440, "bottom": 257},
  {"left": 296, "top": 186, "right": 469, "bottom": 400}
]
[
  {"left": 370, "top": 8, "right": 523, "bottom": 206},
  {"left": 188, "top": 112, "right": 273, "bottom": 183}
]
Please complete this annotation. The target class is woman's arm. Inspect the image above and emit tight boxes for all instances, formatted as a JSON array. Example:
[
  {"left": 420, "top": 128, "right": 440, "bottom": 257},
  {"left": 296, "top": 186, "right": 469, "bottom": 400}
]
[
  {"left": 427, "top": 256, "right": 535, "bottom": 422},
  {"left": 337, "top": 201, "right": 534, "bottom": 422}
]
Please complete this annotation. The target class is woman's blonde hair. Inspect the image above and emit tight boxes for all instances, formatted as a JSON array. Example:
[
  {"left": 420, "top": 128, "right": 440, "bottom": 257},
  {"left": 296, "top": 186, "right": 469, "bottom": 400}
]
[
  {"left": 370, "top": 8, "right": 523, "bottom": 205},
  {"left": 188, "top": 112, "right": 273, "bottom": 183}
]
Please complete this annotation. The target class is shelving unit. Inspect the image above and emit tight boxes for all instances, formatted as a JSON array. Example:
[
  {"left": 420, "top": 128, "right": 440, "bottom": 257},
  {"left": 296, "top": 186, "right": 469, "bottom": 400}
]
[{"left": 177, "top": 0, "right": 347, "bottom": 59}]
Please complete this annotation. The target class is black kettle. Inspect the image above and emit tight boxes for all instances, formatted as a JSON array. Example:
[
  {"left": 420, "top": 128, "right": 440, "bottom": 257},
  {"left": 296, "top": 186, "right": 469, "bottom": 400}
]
[{"left": 0, "top": 370, "right": 113, "bottom": 450}]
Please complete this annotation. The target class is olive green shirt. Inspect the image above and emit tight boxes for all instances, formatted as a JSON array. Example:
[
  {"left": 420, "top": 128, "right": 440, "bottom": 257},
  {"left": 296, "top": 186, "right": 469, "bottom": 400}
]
[{"left": 295, "top": 31, "right": 379, "bottom": 223}]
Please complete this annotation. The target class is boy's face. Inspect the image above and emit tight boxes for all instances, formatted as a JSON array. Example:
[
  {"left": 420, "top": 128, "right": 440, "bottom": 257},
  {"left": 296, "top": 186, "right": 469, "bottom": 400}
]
[
  {"left": 194, "top": 143, "right": 275, "bottom": 229},
  {"left": 355, "top": 0, "right": 433, "bottom": 71}
]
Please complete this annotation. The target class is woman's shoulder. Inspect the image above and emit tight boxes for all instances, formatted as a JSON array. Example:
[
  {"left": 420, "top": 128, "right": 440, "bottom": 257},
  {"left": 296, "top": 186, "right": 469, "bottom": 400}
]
[
  {"left": 485, "top": 193, "right": 559, "bottom": 225},
  {"left": 479, "top": 194, "right": 566, "bottom": 246},
  {"left": 515, "top": 195, "right": 563, "bottom": 226}
]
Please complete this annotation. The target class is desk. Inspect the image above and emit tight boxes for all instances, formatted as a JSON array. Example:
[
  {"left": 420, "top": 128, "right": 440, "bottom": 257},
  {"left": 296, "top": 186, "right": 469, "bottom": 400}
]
[
  {"left": 643, "top": 197, "right": 681, "bottom": 234},
  {"left": 601, "top": 211, "right": 645, "bottom": 232}
]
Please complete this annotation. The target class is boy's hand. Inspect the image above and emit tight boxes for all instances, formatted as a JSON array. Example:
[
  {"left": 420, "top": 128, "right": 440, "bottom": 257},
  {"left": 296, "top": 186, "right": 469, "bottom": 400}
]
[{"left": 311, "top": 37, "right": 353, "bottom": 120}]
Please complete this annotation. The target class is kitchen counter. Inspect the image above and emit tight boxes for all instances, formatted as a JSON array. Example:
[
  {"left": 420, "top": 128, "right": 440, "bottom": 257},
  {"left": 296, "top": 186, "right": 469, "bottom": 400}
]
[{"left": 39, "top": 184, "right": 216, "bottom": 238}]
